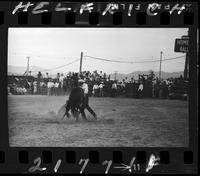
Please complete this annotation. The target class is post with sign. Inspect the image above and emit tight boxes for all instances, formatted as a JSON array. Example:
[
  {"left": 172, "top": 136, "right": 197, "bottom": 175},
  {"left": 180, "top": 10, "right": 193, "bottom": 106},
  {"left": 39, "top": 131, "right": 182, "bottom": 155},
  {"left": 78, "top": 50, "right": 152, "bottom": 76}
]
[
  {"left": 184, "top": 52, "right": 189, "bottom": 80},
  {"left": 174, "top": 35, "right": 189, "bottom": 79}
]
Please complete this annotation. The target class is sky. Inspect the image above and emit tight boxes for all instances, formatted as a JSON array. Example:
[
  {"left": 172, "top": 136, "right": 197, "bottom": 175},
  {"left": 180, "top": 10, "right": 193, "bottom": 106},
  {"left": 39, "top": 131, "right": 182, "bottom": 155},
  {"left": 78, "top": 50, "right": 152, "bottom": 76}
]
[{"left": 8, "top": 28, "right": 188, "bottom": 74}]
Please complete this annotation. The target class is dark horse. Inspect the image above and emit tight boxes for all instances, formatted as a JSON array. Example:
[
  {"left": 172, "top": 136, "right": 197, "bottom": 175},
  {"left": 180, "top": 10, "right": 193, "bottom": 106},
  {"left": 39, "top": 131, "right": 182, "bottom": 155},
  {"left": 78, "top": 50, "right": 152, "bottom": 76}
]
[{"left": 63, "top": 87, "right": 87, "bottom": 121}]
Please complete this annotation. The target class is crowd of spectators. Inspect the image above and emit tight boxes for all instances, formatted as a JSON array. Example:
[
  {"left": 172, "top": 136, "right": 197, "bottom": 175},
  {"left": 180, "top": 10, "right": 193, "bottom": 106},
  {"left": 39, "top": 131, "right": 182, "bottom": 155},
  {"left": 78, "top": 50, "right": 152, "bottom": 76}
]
[{"left": 8, "top": 70, "right": 188, "bottom": 100}]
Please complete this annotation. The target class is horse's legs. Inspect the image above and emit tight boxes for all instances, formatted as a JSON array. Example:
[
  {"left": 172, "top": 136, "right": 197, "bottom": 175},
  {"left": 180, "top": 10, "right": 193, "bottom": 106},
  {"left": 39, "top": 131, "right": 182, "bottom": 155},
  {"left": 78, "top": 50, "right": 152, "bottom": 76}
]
[
  {"left": 71, "top": 108, "right": 79, "bottom": 122},
  {"left": 64, "top": 103, "right": 70, "bottom": 119},
  {"left": 80, "top": 106, "right": 87, "bottom": 121}
]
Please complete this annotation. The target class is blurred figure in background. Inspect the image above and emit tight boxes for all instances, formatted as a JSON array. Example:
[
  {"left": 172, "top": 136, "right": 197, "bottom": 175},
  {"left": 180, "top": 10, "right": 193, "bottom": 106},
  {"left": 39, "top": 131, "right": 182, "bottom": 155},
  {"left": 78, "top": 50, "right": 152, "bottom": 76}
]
[
  {"left": 93, "top": 83, "right": 99, "bottom": 97},
  {"left": 59, "top": 74, "right": 64, "bottom": 89},
  {"left": 33, "top": 81, "right": 37, "bottom": 94},
  {"left": 99, "top": 82, "right": 104, "bottom": 97},
  {"left": 54, "top": 80, "right": 59, "bottom": 96},
  {"left": 45, "top": 72, "right": 49, "bottom": 78},
  {"left": 161, "top": 81, "right": 168, "bottom": 99},
  {"left": 37, "top": 71, "right": 43, "bottom": 94},
  {"left": 138, "top": 82, "right": 144, "bottom": 98},
  {"left": 47, "top": 79, "right": 54, "bottom": 96},
  {"left": 111, "top": 81, "right": 117, "bottom": 97}
]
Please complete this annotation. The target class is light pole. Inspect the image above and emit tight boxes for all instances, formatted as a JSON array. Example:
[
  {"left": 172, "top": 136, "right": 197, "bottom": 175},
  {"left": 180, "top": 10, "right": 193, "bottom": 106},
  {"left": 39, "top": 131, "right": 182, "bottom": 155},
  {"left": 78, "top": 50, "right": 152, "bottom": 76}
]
[
  {"left": 159, "top": 51, "right": 163, "bottom": 80},
  {"left": 79, "top": 52, "right": 83, "bottom": 74}
]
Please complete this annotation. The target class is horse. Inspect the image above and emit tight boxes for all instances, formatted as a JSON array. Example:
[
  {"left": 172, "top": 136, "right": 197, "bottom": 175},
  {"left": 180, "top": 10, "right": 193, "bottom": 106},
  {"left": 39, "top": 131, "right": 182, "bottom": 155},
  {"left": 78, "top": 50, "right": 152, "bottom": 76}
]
[{"left": 63, "top": 87, "right": 87, "bottom": 121}]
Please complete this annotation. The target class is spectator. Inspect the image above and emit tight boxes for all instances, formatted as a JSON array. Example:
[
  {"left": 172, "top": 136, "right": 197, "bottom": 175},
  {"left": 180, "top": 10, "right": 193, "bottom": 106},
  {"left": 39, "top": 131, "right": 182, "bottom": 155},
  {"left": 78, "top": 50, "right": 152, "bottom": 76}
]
[
  {"left": 111, "top": 81, "right": 117, "bottom": 97},
  {"left": 72, "top": 73, "right": 78, "bottom": 88},
  {"left": 40, "top": 81, "right": 46, "bottom": 95},
  {"left": 159, "top": 82, "right": 162, "bottom": 98},
  {"left": 132, "top": 81, "right": 138, "bottom": 98},
  {"left": 54, "top": 81, "right": 59, "bottom": 96},
  {"left": 56, "top": 73, "right": 60, "bottom": 80},
  {"left": 47, "top": 79, "right": 54, "bottom": 96},
  {"left": 99, "top": 71, "right": 103, "bottom": 79},
  {"left": 8, "top": 86, "right": 11, "bottom": 95},
  {"left": 59, "top": 74, "right": 64, "bottom": 88},
  {"left": 93, "top": 83, "right": 99, "bottom": 97},
  {"left": 45, "top": 72, "right": 49, "bottom": 78},
  {"left": 152, "top": 81, "right": 156, "bottom": 98},
  {"left": 154, "top": 80, "right": 160, "bottom": 98},
  {"left": 138, "top": 82, "right": 144, "bottom": 98},
  {"left": 33, "top": 81, "right": 37, "bottom": 94},
  {"left": 99, "top": 82, "right": 104, "bottom": 97},
  {"left": 161, "top": 81, "right": 168, "bottom": 99},
  {"left": 37, "top": 71, "right": 43, "bottom": 79},
  {"left": 37, "top": 71, "right": 43, "bottom": 94},
  {"left": 30, "top": 80, "right": 34, "bottom": 95},
  {"left": 22, "top": 87, "right": 27, "bottom": 94},
  {"left": 63, "top": 77, "right": 68, "bottom": 93}
]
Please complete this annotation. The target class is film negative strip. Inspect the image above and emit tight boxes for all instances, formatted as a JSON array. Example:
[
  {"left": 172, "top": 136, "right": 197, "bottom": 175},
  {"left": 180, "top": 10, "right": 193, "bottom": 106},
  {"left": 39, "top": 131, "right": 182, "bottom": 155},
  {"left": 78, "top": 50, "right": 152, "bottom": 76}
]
[{"left": 0, "top": 1, "right": 198, "bottom": 174}]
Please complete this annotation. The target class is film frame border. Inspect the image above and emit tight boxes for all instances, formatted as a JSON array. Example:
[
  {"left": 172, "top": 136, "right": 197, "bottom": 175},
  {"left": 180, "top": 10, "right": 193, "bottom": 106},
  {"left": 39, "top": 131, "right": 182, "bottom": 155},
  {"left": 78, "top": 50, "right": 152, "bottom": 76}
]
[{"left": 0, "top": 1, "right": 198, "bottom": 174}]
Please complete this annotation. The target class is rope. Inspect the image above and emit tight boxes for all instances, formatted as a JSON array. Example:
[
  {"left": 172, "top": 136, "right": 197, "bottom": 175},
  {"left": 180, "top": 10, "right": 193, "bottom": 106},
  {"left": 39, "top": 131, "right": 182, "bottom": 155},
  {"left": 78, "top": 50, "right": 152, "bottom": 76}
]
[
  {"left": 84, "top": 55, "right": 185, "bottom": 64},
  {"left": 31, "top": 59, "right": 80, "bottom": 72}
]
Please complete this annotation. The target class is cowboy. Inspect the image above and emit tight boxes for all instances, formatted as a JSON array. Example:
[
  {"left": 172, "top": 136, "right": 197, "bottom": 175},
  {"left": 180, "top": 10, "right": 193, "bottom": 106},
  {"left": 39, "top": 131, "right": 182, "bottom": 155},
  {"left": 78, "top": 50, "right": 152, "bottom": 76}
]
[{"left": 79, "top": 79, "right": 97, "bottom": 119}]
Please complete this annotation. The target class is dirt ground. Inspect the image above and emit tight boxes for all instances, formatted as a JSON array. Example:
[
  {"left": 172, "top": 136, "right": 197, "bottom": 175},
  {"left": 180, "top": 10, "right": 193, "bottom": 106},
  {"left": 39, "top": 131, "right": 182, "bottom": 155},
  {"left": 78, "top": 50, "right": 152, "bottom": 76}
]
[{"left": 8, "top": 95, "right": 189, "bottom": 147}]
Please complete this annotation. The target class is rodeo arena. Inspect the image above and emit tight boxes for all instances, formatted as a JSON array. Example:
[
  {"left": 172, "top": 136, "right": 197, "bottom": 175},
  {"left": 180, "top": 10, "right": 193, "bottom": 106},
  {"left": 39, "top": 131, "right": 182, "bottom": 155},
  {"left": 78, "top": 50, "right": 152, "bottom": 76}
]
[{"left": 8, "top": 33, "right": 189, "bottom": 147}]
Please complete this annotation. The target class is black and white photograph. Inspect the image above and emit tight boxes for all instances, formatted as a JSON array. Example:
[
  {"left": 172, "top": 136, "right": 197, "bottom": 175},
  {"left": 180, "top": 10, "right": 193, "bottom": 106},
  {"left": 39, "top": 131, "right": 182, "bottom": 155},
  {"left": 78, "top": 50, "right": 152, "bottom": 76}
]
[{"left": 8, "top": 28, "right": 189, "bottom": 147}]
